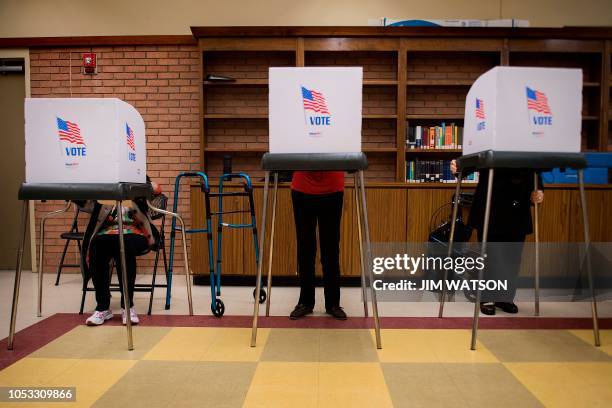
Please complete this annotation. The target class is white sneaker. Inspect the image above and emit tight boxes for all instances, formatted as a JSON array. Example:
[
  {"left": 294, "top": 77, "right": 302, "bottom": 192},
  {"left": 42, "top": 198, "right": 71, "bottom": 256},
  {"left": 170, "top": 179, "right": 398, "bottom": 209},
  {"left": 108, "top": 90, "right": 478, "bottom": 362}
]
[
  {"left": 121, "top": 307, "right": 139, "bottom": 325},
  {"left": 86, "top": 310, "right": 113, "bottom": 326}
]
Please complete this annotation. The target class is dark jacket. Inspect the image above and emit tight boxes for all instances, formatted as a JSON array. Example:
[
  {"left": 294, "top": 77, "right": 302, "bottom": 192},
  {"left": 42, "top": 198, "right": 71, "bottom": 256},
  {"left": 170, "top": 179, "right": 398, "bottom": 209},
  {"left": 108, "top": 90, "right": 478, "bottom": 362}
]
[{"left": 469, "top": 169, "right": 542, "bottom": 238}]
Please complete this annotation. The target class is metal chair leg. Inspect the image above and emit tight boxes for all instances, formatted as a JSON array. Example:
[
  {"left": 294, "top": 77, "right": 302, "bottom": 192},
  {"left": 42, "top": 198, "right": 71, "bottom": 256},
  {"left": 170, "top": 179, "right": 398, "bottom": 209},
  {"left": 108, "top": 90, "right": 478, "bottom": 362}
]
[
  {"left": 149, "top": 246, "right": 161, "bottom": 316},
  {"left": 8, "top": 200, "right": 29, "bottom": 350},
  {"left": 265, "top": 172, "right": 278, "bottom": 317},
  {"left": 578, "top": 169, "right": 600, "bottom": 346},
  {"left": 354, "top": 173, "right": 368, "bottom": 317},
  {"left": 359, "top": 170, "right": 382, "bottom": 349},
  {"left": 471, "top": 168, "right": 494, "bottom": 351},
  {"left": 38, "top": 201, "right": 71, "bottom": 317},
  {"left": 55, "top": 237, "right": 71, "bottom": 286},
  {"left": 116, "top": 200, "right": 134, "bottom": 351},
  {"left": 533, "top": 172, "right": 541, "bottom": 316},
  {"left": 251, "top": 171, "right": 270, "bottom": 347},
  {"left": 439, "top": 172, "right": 463, "bottom": 318}
]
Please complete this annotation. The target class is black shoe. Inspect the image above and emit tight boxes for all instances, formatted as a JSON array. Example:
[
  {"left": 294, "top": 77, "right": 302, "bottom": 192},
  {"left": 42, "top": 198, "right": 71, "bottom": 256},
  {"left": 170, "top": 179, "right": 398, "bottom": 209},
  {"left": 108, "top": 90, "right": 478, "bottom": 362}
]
[
  {"left": 290, "top": 304, "right": 313, "bottom": 320},
  {"left": 480, "top": 302, "right": 496, "bottom": 315},
  {"left": 495, "top": 302, "right": 518, "bottom": 314},
  {"left": 326, "top": 306, "right": 347, "bottom": 320}
]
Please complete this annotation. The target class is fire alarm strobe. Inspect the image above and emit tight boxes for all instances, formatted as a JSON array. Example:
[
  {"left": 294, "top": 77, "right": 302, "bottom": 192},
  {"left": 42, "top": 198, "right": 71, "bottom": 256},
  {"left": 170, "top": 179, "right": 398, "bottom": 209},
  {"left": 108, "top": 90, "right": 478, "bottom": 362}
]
[{"left": 82, "top": 53, "right": 96, "bottom": 74}]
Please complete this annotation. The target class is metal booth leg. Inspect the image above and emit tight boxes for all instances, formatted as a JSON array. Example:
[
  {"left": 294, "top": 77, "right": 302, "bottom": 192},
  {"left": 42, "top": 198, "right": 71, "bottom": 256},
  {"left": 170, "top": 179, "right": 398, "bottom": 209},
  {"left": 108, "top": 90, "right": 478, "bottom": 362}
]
[
  {"left": 471, "top": 168, "right": 494, "bottom": 350},
  {"left": 265, "top": 173, "right": 278, "bottom": 317},
  {"left": 578, "top": 169, "right": 600, "bottom": 346},
  {"left": 439, "top": 171, "right": 463, "bottom": 318},
  {"left": 251, "top": 171, "right": 270, "bottom": 347},
  {"left": 533, "top": 172, "right": 541, "bottom": 317},
  {"left": 358, "top": 170, "right": 382, "bottom": 349},
  {"left": 38, "top": 201, "right": 71, "bottom": 317},
  {"left": 116, "top": 200, "right": 134, "bottom": 351},
  {"left": 353, "top": 173, "right": 368, "bottom": 317},
  {"left": 8, "top": 200, "right": 29, "bottom": 350}
]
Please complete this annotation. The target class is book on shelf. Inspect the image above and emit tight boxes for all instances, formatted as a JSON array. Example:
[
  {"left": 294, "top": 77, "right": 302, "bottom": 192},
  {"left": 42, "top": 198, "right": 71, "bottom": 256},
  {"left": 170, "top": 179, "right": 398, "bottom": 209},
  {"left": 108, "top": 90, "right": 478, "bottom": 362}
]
[
  {"left": 406, "top": 123, "right": 463, "bottom": 149},
  {"left": 406, "top": 159, "right": 479, "bottom": 184}
]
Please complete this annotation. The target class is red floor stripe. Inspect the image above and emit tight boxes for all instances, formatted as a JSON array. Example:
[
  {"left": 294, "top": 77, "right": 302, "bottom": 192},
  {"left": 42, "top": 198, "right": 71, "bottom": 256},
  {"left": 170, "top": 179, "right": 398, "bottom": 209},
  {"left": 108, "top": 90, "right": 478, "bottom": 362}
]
[{"left": 1, "top": 313, "right": 610, "bottom": 371}]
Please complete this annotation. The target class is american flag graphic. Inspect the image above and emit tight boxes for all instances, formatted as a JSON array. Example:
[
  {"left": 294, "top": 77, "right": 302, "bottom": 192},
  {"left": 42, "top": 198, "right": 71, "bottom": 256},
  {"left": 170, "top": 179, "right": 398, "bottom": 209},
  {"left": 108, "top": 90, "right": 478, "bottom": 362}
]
[
  {"left": 302, "top": 86, "right": 330, "bottom": 115},
  {"left": 126, "top": 123, "right": 136, "bottom": 151},
  {"left": 475, "top": 98, "right": 485, "bottom": 119},
  {"left": 56, "top": 117, "right": 85, "bottom": 145},
  {"left": 526, "top": 87, "right": 552, "bottom": 115}
]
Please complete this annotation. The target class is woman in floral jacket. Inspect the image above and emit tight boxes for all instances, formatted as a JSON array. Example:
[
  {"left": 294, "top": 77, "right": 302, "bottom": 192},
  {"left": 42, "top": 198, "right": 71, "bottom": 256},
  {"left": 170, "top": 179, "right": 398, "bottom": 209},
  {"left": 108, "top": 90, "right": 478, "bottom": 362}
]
[{"left": 79, "top": 179, "right": 161, "bottom": 326}]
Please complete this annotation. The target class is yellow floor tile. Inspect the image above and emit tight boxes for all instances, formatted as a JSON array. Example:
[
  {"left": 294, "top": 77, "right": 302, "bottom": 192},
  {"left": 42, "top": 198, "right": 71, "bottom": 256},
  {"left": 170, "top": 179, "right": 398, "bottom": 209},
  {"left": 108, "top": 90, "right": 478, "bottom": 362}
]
[
  {"left": 0, "top": 357, "right": 76, "bottom": 387},
  {"left": 243, "top": 362, "right": 318, "bottom": 408},
  {"left": 505, "top": 362, "right": 612, "bottom": 407},
  {"left": 201, "top": 328, "right": 270, "bottom": 362},
  {"left": 569, "top": 330, "right": 612, "bottom": 356},
  {"left": 0, "top": 358, "right": 136, "bottom": 408},
  {"left": 372, "top": 329, "right": 498, "bottom": 363},
  {"left": 318, "top": 362, "right": 393, "bottom": 408},
  {"left": 142, "top": 327, "right": 221, "bottom": 361}
]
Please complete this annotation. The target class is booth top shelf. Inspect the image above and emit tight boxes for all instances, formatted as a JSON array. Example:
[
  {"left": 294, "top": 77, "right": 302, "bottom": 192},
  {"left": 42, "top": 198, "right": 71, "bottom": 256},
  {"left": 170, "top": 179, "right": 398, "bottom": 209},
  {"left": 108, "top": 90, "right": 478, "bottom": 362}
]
[
  {"left": 261, "top": 152, "right": 368, "bottom": 171},
  {"left": 18, "top": 183, "right": 153, "bottom": 201},
  {"left": 457, "top": 150, "right": 587, "bottom": 172}
]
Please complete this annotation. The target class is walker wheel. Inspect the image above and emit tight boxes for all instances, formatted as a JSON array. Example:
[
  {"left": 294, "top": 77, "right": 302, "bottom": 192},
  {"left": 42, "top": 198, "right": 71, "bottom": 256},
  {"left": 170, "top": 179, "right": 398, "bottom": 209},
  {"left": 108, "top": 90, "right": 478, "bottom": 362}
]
[
  {"left": 253, "top": 288, "right": 266, "bottom": 304},
  {"left": 212, "top": 299, "right": 225, "bottom": 317}
]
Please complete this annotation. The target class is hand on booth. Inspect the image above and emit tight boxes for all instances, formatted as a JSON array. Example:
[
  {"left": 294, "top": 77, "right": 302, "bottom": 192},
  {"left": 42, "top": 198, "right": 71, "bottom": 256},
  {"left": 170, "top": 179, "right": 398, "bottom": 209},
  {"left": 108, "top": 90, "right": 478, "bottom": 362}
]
[{"left": 531, "top": 190, "right": 544, "bottom": 204}]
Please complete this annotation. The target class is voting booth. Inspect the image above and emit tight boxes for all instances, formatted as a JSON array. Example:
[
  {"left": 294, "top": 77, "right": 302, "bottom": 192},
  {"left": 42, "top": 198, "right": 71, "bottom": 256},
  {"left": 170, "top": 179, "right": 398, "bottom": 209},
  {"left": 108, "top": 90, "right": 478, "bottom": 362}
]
[
  {"left": 9, "top": 98, "right": 193, "bottom": 352},
  {"left": 25, "top": 98, "right": 146, "bottom": 184},
  {"left": 250, "top": 67, "right": 382, "bottom": 349},
  {"left": 439, "top": 67, "right": 600, "bottom": 350},
  {"left": 463, "top": 67, "right": 582, "bottom": 155}
]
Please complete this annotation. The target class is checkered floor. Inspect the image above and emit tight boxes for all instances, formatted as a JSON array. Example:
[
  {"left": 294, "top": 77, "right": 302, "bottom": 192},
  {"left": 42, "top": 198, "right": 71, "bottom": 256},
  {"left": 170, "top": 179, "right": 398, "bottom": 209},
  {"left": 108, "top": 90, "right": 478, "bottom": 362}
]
[{"left": 0, "top": 321, "right": 611, "bottom": 407}]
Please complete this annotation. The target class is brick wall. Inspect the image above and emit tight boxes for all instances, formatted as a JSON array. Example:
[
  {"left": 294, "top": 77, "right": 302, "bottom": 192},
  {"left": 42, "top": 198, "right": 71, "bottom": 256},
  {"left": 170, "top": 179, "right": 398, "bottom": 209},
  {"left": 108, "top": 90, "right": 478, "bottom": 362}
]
[{"left": 30, "top": 44, "right": 200, "bottom": 274}]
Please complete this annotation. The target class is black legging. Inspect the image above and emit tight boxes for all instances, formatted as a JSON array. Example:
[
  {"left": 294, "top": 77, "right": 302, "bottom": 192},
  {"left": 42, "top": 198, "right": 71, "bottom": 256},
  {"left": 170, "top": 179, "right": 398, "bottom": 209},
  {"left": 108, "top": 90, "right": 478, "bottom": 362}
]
[
  {"left": 90, "top": 234, "right": 148, "bottom": 311},
  {"left": 291, "top": 190, "right": 343, "bottom": 310}
]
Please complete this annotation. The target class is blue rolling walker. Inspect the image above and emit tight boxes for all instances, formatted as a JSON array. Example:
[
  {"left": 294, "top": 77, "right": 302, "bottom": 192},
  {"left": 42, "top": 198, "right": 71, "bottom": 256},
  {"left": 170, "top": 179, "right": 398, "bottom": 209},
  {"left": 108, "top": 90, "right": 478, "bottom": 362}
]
[
  {"left": 167, "top": 172, "right": 221, "bottom": 316},
  {"left": 210, "top": 173, "right": 267, "bottom": 307},
  {"left": 167, "top": 171, "right": 266, "bottom": 317}
]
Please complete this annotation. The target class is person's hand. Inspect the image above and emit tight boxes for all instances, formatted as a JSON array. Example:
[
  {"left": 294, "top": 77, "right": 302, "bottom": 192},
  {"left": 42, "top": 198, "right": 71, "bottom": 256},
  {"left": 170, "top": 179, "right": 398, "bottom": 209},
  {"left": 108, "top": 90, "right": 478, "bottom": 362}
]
[
  {"left": 151, "top": 181, "right": 162, "bottom": 196},
  {"left": 531, "top": 190, "right": 544, "bottom": 204},
  {"left": 450, "top": 159, "right": 458, "bottom": 175}
]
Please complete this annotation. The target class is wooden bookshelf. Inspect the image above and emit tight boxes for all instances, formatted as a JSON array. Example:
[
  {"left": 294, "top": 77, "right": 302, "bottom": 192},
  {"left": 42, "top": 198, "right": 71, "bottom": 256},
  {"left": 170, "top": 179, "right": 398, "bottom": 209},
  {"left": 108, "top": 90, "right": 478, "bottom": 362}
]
[
  {"left": 186, "top": 27, "right": 612, "bottom": 277},
  {"left": 194, "top": 27, "right": 612, "bottom": 185}
]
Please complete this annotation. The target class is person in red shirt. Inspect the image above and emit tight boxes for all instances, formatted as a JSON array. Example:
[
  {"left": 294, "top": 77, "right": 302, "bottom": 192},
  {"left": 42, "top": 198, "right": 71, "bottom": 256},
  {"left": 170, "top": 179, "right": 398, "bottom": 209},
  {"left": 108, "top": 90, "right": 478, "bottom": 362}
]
[{"left": 289, "top": 170, "right": 347, "bottom": 320}]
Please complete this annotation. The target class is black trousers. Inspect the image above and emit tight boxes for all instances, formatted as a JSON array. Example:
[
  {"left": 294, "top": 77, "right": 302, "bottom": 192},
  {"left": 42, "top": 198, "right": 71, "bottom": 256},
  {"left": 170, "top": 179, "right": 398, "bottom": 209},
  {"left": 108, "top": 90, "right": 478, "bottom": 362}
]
[
  {"left": 90, "top": 234, "right": 148, "bottom": 311},
  {"left": 477, "top": 229, "right": 526, "bottom": 303},
  {"left": 291, "top": 190, "right": 343, "bottom": 310}
]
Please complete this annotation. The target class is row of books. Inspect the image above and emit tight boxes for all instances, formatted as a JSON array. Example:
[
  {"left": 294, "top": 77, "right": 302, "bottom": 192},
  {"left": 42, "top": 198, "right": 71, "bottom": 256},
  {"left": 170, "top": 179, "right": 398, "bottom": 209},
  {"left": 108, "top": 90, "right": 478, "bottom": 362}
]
[
  {"left": 406, "top": 123, "right": 463, "bottom": 149},
  {"left": 406, "top": 160, "right": 479, "bottom": 183}
]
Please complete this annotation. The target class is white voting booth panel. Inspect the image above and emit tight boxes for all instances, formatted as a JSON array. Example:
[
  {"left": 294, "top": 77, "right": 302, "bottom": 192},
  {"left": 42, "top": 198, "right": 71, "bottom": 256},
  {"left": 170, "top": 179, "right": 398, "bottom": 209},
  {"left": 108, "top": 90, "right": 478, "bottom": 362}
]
[
  {"left": 463, "top": 67, "right": 582, "bottom": 155},
  {"left": 25, "top": 98, "right": 146, "bottom": 183},
  {"left": 269, "top": 67, "right": 362, "bottom": 153}
]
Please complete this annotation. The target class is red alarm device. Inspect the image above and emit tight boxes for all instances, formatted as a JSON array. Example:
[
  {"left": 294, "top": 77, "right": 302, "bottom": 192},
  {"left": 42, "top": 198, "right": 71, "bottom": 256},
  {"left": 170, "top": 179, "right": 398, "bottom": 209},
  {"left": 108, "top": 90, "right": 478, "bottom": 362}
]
[{"left": 82, "top": 53, "right": 96, "bottom": 74}]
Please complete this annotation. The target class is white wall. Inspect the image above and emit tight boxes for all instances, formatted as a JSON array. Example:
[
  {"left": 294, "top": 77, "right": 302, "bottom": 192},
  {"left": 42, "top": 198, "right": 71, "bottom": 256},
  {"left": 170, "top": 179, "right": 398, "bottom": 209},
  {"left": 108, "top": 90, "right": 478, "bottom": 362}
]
[{"left": 0, "top": 0, "right": 610, "bottom": 38}]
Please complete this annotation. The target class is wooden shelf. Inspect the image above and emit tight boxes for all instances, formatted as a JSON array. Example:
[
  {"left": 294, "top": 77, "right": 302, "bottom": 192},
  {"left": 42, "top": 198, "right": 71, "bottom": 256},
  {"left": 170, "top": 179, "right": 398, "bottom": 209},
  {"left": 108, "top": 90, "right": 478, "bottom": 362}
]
[
  {"left": 406, "top": 114, "right": 464, "bottom": 120},
  {"left": 203, "top": 79, "right": 267, "bottom": 86},
  {"left": 364, "top": 80, "right": 398, "bottom": 86},
  {"left": 203, "top": 114, "right": 267, "bottom": 119},
  {"left": 582, "top": 115, "right": 600, "bottom": 121},
  {"left": 406, "top": 148, "right": 462, "bottom": 153},
  {"left": 406, "top": 79, "right": 474, "bottom": 86},
  {"left": 363, "top": 114, "right": 397, "bottom": 119},
  {"left": 363, "top": 147, "right": 397, "bottom": 153},
  {"left": 583, "top": 81, "right": 601, "bottom": 87}
]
